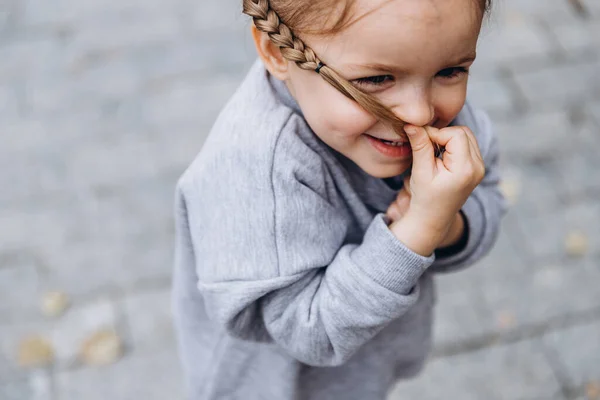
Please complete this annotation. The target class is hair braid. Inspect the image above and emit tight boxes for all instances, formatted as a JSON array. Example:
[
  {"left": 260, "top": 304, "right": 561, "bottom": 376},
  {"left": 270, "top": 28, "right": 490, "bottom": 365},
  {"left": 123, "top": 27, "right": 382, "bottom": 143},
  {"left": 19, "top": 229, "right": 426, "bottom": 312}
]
[{"left": 243, "top": 0, "right": 407, "bottom": 137}]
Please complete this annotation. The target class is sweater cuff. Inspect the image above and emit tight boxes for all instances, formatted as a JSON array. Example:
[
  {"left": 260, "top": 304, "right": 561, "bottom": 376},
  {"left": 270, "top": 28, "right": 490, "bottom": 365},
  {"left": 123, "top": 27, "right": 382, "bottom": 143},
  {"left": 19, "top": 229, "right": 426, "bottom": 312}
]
[{"left": 350, "top": 214, "right": 435, "bottom": 294}]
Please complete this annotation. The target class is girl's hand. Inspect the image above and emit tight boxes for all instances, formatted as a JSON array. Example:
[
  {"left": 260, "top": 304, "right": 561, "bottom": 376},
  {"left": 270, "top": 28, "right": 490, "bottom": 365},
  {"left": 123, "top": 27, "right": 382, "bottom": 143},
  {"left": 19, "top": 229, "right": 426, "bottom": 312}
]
[
  {"left": 389, "top": 125, "right": 485, "bottom": 256},
  {"left": 386, "top": 176, "right": 467, "bottom": 250}
]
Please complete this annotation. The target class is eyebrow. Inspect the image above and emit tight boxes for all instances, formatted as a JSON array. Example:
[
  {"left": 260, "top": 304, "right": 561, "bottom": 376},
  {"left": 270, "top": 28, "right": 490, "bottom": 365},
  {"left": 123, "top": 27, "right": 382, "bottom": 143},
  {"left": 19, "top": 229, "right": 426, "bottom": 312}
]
[{"left": 347, "top": 53, "right": 478, "bottom": 74}]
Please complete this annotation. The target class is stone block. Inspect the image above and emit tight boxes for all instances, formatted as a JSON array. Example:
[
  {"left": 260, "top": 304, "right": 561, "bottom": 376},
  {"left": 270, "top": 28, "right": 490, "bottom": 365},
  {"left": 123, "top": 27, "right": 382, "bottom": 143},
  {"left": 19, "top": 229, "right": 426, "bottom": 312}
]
[
  {"left": 514, "top": 201, "right": 600, "bottom": 261},
  {"left": 512, "top": 59, "right": 600, "bottom": 110},
  {"left": 0, "top": 370, "right": 52, "bottom": 400},
  {"left": 475, "top": 22, "right": 557, "bottom": 69},
  {"left": 479, "top": 258, "right": 600, "bottom": 329},
  {"left": 55, "top": 346, "right": 184, "bottom": 400},
  {"left": 495, "top": 109, "right": 596, "bottom": 161},
  {"left": 542, "top": 320, "right": 600, "bottom": 389},
  {"left": 141, "top": 75, "right": 240, "bottom": 129},
  {"left": 389, "top": 339, "right": 562, "bottom": 400},
  {"left": 467, "top": 77, "right": 516, "bottom": 116},
  {"left": 121, "top": 288, "right": 175, "bottom": 351}
]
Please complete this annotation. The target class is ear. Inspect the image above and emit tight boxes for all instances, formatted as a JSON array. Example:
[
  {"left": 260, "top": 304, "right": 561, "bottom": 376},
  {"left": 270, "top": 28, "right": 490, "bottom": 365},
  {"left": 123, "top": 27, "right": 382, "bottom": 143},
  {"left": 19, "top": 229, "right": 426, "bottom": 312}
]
[{"left": 251, "top": 24, "right": 290, "bottom": 80}]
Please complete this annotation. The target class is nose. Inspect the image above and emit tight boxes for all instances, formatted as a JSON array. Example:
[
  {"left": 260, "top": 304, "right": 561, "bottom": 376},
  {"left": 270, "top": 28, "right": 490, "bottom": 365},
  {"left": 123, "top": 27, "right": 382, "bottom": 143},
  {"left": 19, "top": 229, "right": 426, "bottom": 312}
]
[{"left": 391, "top": 86, "right": 435, "bottom": 127}]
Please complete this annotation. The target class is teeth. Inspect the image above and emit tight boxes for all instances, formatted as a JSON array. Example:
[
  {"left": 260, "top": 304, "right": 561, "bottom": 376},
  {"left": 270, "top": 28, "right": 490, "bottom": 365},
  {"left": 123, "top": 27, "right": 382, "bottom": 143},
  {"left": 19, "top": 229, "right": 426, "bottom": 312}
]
[{"left": 382, "top": 140, "right": 405, "bottom": 147}]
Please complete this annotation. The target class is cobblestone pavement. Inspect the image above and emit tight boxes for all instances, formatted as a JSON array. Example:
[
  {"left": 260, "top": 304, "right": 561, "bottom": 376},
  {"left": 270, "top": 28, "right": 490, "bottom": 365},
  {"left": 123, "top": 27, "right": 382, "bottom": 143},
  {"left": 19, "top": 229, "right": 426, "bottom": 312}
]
[{"left": 1, "top": 0, "right": 599, "bottom": 399}]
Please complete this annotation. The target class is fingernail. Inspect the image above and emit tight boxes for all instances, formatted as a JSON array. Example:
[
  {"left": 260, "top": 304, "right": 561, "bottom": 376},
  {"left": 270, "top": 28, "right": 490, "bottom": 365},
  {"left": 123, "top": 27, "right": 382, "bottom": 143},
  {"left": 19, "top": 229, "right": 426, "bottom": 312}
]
[{"left": 404, "top": 126, "right": 417, "bottom": 135}]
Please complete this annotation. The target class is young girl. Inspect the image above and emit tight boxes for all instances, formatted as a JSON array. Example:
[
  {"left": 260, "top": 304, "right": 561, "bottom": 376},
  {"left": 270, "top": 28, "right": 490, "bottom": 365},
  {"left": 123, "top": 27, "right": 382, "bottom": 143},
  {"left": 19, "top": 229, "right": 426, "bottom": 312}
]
[{"left": 173, "top": 0, "right": 506, "bottom": 398}]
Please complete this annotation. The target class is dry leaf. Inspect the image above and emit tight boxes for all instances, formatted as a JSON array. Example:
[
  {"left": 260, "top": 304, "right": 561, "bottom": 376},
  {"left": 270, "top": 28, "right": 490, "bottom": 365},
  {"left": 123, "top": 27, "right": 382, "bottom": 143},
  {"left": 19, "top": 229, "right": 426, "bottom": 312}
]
[
  {"left": 18, "top": 336, "right": 54, "bottom": 368},
  {"left": 496, "top": 311, "right": 516, "bottom": 329},
  {"left": 41, "top": 291, "right": 70, "bottom": 318},
  {"left": 80, "top": 330, "right": 123, "bottom": 366},
  {"left": 565, "top": 231, "right": 589, "bottom": 257},
  {"left": 499, "top": 179, "right": 520, "bottom": 206},
  {"left": 586, "top": 381, "right": 600, "bottom": 399}
]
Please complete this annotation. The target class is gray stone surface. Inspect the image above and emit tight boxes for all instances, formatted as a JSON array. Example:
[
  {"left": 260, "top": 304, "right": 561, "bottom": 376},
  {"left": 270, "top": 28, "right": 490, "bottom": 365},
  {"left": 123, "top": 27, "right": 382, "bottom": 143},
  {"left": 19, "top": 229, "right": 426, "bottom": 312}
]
[
  {"left": 1, "top": 0, "right": 599, "bottom": 398},
  {"left": 121, "top": 288, "right": 175, "bottom": 351},
  {"left": 55, "top": 346, "right": 183, "bottom": 400},
  {"left": 0, "top": 370, "right": 53, "bottom": 400},
  {"left": 511, "top": 58, "right": 600, "bottom": 110},
  {"left": 389, "top": 340, "right": 564, "bottom": 400},
  {"left": 542, "top": 320, "right": 600, "bottom": 389}
]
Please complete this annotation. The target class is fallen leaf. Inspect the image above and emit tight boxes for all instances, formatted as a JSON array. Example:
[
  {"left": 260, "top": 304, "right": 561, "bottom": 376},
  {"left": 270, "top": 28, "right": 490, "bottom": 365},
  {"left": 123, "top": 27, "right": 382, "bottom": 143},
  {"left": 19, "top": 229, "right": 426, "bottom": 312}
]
[
  {"left": 80, "top": 330, "right": 123, "bottom": 366},
  {"left": 496, "top": 311, "right": 516, "bottom": 329},
  {"left": 586, "top": 381, "right": 600, "bottom": 399},
  {"left": 565, "top": 231, "right": 589, "bottom": 257},
  {"left": 18, "top": 336, "right": 54, "bottom": 368},
  {"left": 41, "top": 291, "right": 70, "bottom": 318},
  {"left": 499, "top": 178, "right": 520, "bottom": 206}
]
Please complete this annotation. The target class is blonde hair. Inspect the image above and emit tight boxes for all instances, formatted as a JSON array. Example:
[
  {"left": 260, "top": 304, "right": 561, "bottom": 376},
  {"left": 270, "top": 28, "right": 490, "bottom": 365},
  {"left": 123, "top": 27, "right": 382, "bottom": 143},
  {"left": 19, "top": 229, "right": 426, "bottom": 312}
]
[{"left": 243, "top": 0, "right": 491, "bottom": 138}]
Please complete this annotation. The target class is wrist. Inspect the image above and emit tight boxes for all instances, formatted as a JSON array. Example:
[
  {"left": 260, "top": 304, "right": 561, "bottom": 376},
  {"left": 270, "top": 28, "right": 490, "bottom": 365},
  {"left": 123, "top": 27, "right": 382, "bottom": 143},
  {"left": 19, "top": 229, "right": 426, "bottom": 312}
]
[
  {"left": 438, "top": 212, "right": 466, "bottom": 249},
  {"left": 389, "top": 212, "right": 450, "bottom": 257}
]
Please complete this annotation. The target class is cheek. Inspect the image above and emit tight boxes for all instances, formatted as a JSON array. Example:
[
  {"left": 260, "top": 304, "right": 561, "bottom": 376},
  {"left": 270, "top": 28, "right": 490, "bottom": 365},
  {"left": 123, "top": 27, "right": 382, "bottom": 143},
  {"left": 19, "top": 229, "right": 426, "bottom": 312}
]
[
  {"left": 292, "top": 73, "right": 376, "bottom": 138},
  {"left": 433, "top": 84, "right": 468, "bottom": 126}
]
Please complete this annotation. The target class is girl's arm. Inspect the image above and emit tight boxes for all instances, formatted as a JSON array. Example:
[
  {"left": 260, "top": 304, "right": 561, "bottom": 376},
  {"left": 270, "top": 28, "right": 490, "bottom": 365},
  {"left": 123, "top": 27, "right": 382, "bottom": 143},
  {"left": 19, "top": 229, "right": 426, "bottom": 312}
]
[{"left": 176, "top": 123, "right": 434, "bottom": 368}]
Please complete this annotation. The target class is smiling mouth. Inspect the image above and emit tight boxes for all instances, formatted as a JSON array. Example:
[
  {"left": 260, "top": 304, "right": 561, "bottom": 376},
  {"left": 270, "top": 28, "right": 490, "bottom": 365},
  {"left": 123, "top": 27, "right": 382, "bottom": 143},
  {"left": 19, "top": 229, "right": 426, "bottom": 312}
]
[{"left": 365, "top": 134, "right": 408, "bottom": 146}]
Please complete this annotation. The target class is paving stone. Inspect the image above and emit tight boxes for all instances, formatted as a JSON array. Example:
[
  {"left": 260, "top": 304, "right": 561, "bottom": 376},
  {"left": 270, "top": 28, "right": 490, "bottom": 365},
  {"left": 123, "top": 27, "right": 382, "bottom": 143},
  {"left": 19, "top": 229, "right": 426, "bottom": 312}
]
[
  {"left": 186, "top": 0, "right": 246, "bottom": 32},
  {"left": 1, "top": 299, "right": 118, "bottom": 371},
  {"left": 514, "top": 201, "right": 600, "bottom": 261},
  {"left": 141, "top": 75, "right": 240, "bottom": 129},
  {"left": 0, "top": 319, "right": 49, "bottom": 383},
  {"left": 497, "top": 160, "right": 562, "bottom": 215},
  {"left": 0, "top": 207, "right": 69, "bottom": 263},
  {"left": 27, "top": 57, "right": 141, "bottom": 117},
  {"left": 580, "top": 0, "right": 600, "bottom": 18},
  {"left": 0, "top": 37, "right": 64, "bottom": 84},
  {"left": 389, "top": 339, "right": 562, "bottom": 400},
  {"left": 0, "top": 83, "right": 19, "bottom": 120},
  {"left": 542, "top": 320, "right": 600, "bottom": 389},
  {"left": 512, "top": 59, "right": 600, "bottom": 110},
  {"left": 479, "top": 258, "right": 600, "bottom": 329},
  {"left": 589, "top": 100, "right": 600, "bottom": 126},
  {"left": 0, "top": 370, "right": 52, "bottom": 400},
  {"left": 549, "top": 19, "right": 600, "bottom": 56},
  {"left": 433, "top": 224, "right": 522, "bottom": 345},
  {"left": 56, "top": 346, "right": 183, "bottom": 400},
  {"left": 475, "top": 22, "right": 558, "bottom": 68},
  {"left": 467, "top": 77, "right": 516, "bottom": 116},
  {"left": 0, "top": 258, "right": 41, "bottom": 320},
  {"left": 495, "top": 109, "right": 597, "bottom": 161},
  {"left": 122, "top": 32, "right": 254, "bottom": 86},
  {"left": 49, "top": 298, "right": 119, "bottom": 368},
  {"left": 121, "top": 288, "right": 174, "bottom": 351},
  {"left": 556, "top": 137, "right": 600, "bottom": 198}
]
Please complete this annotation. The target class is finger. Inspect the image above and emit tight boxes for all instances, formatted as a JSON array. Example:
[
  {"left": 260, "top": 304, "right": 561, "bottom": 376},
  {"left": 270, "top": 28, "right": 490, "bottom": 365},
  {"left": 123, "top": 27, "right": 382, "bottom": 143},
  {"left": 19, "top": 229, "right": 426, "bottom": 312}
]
[
  {"left": 428, "top": 126, "right": 472, "bottom": 158},
  {"left": 462, "top": 128, "right": 484, "bottom": 164},
  {"left": 386, "top": 202, "right": 403, "bottom": 221},
  {"left": 395, "top": 190, "right": 411, "bottom": 212},
  {"left": 404, "top": 125, "right": 437, "bottom": 168}
]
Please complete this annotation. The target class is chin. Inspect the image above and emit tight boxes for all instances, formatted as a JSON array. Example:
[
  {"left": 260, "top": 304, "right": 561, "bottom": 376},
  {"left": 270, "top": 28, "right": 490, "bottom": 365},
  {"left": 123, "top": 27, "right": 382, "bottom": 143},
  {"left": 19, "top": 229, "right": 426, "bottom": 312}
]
[{"left": 359, "top": 162, "right": 412, "bottom": 179}]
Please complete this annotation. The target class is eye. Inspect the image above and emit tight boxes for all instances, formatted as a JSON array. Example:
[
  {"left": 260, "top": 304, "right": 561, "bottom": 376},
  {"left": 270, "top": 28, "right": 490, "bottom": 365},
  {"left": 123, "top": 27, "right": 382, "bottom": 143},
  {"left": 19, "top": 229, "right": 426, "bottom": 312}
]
[
  {"left": 437, "top": 67, "right": 469, "bottom": 80},
  {"left": 352, "top": 75, "right": 394, "bottom": 87}
]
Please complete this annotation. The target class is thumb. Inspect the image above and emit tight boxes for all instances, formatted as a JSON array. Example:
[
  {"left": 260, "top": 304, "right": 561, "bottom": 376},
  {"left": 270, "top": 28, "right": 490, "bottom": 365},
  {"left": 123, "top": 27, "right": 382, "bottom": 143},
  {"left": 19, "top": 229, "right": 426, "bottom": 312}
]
[{"left": 404, "top": 125, "right": 436, "bottom": 166}]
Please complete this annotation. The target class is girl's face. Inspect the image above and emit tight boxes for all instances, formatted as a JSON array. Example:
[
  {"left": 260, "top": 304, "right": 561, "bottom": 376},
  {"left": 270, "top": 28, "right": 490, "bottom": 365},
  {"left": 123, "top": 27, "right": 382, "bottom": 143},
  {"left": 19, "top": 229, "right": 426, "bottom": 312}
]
[{"left": 284, "top": 0, "right": 484, "bottom": 178}]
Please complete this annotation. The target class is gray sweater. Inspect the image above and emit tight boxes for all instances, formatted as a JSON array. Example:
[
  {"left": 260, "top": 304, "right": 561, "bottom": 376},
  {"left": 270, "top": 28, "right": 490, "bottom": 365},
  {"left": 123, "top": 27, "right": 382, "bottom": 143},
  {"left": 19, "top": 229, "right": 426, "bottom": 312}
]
[{"left": 172, "top": 59, "right": 507, "bottom": 400}]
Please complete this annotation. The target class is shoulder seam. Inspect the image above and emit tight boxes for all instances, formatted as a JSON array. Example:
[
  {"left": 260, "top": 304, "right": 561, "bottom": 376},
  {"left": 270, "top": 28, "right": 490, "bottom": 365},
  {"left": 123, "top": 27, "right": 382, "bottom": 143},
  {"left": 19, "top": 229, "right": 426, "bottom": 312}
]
[{"left": 270, "top": 110, "right": 295, "bottom": 278}]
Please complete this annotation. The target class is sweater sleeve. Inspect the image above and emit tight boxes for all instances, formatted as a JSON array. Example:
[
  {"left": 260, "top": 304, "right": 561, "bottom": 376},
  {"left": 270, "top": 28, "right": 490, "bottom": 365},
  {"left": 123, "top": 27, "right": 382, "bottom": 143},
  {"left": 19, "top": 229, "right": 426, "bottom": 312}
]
[
  {"left": 429, "top": 105, "right": 508, "bottom": 273},
  {"left": 179, "top": 119, "right": 435, "bottom": 367}
]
